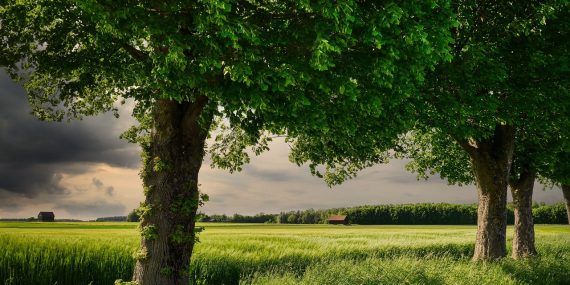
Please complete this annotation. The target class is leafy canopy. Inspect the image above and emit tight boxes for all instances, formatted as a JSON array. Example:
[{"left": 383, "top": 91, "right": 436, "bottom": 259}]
[
  {"left": 404, "top": 1, "right": 570, "bottom": 186},
  {"left": 4, "top": 1, "right": 566, "bottom": 190},
  {"left": 287, "top": 0, "right": 570, "bottom": 186},
  {"left": 0, "top": 0, "right": 457, "bottom": 172}
]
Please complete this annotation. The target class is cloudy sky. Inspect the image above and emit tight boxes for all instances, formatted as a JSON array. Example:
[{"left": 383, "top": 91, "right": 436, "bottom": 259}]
[{"left": 0, "top": 70, "right": 564, "bottom": 220}]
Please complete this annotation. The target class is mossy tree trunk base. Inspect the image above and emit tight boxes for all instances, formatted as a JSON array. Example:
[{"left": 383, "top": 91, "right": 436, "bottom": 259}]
[{"left": 509, "top": 170, "right": 537, "bottom": 259}]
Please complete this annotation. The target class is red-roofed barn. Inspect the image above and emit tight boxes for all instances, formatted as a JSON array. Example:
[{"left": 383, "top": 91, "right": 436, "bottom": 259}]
[{"left": 327, "top": 215, "right": 348, "bottom": 225}]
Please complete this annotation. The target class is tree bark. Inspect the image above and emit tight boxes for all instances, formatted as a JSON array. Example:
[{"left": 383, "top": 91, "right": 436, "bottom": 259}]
[
  {"left": 471, "top": 154, "right": 510, "bottom": 260},
  {"left": 457, "top": 125, "right": 515, "bottom": 261},
  {"left": 562, "top": 184, "right": 570, "bottom": 226},
  {"left": 133, "top": 97, "right": 211, "bottom": 285},
  {"left": 509, "top": 169, "right": 537, "bottom": 258}
]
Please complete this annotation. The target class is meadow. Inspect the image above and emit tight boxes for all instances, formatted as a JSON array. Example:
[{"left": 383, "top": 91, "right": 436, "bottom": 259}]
[{"left": 0, "top": 222, "right": 569, "bottom": 285}]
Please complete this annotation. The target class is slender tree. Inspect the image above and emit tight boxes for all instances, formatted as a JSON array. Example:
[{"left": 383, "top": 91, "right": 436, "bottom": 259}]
[
  {"left": 0, "top": 1, "right": 454, "bottom": 283},
  {"left": 508, "top": 159, "right": 538, "bottom": 258},
  {"left": 504, "top": 131, "right": 569, "bottom": 258}
]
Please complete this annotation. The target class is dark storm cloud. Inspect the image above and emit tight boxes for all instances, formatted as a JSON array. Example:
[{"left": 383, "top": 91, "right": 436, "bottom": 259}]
[
  {"left": 0, "top": 70, "right": 139, "bottom": 203},
  {"left": 0, "top": 189, "right": 23, "bottom": 211},
  {"left": 0, "top": 164, "right": 70, "bottom": 197}
]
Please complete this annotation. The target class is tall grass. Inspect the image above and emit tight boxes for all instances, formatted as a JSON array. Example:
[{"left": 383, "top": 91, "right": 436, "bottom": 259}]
[
  {"left": 0, "top": 223, "right": 137, "bottom": 285},
  {"left": 245, "top": 253, "right": 570, "bottom": 285},
  {"left": 0, "top": 223, "right": 569, "bottom": 285}
]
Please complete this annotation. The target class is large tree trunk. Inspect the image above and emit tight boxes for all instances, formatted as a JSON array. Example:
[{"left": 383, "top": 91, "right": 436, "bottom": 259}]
[
  {"left": 133, "top": 98, "right": 211, "bottom": 285},
  {"left": 509, "top": 169, "right": 537, "bottom": 259},
  {"left": 562, "top": 184, "right": 570, "bottom": 226},
  {"left": 471, "top": 155, "right": 510, "bottom": 260},
  {"left": 456, "top": 125, "right": 515, "bottom": 261}
]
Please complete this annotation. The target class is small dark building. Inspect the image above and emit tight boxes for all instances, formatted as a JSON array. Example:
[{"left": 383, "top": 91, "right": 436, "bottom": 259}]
[
  {"left": 327, "top": 215, "right": 348, "bottom": 225},
  {"left": 38, "top": 212, "right": 55, "bottom": 222}
]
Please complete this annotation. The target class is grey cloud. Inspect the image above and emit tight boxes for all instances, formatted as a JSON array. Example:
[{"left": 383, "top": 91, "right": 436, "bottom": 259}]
[
  {"left": 91, "top": 177, "right": 114, "bottom": 196},
  {"left": 243, "top": 165, "right": 305, "bottom": 182},
  {"left": 0, "top": 164, "right": 71, "bottom": 198},
  {"left": 219, "top": 191, "right": 240, "bottom": 199},
  {"left": 92, "top": 178, "right": 104, "bottom": 189},
  {"left": 55, "top": 199, "right": 126, "bottom": 217},
  {"left": 105, "top": 186, "right": 114, "bottom": 197},
  {"left": 285, "top": 189, "right": 304, "bottom": 195},
  {"left": 0, "top": 70, "right": 140, "bottom": 200},
  {"left": 201, "top": 170, "right": 250, "bottom": 189},
  {"left": 207, "top": 197, "right": 225, "bottom": 204},
  {"left": 0, "top": 190, "right": 24, "bottom": 211},
  {"left": 367, "top": 169, "right": 453, "bottom": 186},
  {"left": 381, "top": 174, "right": 427, "bottom": 185}
]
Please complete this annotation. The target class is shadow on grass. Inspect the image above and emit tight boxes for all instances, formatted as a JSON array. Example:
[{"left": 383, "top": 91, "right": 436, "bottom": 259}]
[{"left": 499, "top": 256, "right": 570, "bottom": 285}]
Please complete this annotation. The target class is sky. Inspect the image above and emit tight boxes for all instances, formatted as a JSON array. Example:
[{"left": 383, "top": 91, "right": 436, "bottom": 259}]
[{"left": 0, "top": 70, "right": 565, "bottom": 220}]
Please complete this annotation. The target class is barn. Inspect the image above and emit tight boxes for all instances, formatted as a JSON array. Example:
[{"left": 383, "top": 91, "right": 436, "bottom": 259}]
[
  {"left": 38, "top": 212, "right": 55, "bottom": 222},
  {"left": 327, "top": 215, "right": 348, "bottom": 225}
]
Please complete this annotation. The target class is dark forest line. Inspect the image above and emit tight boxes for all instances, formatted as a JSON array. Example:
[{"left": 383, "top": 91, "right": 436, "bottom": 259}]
[{"left": 199, "top": 203, "right": 568, "bottom": 225}]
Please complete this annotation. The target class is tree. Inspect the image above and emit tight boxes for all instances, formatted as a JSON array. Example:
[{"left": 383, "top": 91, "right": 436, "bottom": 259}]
[
  {"left": 0, "top": 0, "right": 454, "bottom": 283},
  {"left": 290, "top": 0, "right": 570, "bottom": 260},
  {"left": 397, "top": 15, "right": 570, "bottom": 255},
  {"left": 508, "top": 153, "right": 539, "bottom": 258},
  {"left": 412, "top": 0, "right": 569, "bottom": 260},
  {"left": 401, "top": 126, "right": 570, "bottom": 258},
  {"left": 505, "top": 131, "right": 567, "bottom": 258}
]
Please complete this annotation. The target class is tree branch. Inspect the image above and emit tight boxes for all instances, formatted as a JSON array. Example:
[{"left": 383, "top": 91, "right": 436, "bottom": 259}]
[
  {"left": 121, "top": 43, "right": 149, "bottom": 61},
  {"left": 451, "top": 134, "right": 477, "bottom": 156},
  {"left": 183, "top": 95, "right": 209, "bottom": 125}
]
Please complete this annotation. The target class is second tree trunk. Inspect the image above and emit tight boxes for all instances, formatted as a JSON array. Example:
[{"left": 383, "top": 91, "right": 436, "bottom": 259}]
[{"left": 509, "top": 170, "right": 537, "bottom": 258}]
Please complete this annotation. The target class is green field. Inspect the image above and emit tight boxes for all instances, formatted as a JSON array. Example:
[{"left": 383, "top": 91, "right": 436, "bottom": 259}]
[{"left": 0, "top": 222, "right": 569, "bottom": 285}]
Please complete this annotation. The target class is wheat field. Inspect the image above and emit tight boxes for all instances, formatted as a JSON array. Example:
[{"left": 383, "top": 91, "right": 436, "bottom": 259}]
[{"left": 1, "top": 222, "right": 569, "bottom": 285}]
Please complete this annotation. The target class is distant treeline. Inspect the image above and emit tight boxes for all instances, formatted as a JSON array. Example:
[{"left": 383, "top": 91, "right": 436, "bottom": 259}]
[
  {"left": 0, "top": 218, "right": 83, "bottom": 222},
  {"left": 96, "top": 216, "right": 127, "bottom": 222},
  {"left": 95, "top": 210, "right": 140, "bottom": 222},
  {"left": 198, "top": 203, "right": 568, "bottom": 225},
  {"left": 199, "top": 213, "right": 277, "bottom": 223}
]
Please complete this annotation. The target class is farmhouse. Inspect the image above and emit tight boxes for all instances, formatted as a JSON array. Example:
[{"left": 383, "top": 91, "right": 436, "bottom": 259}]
[
  {"left": 327, "top": 215, "right": 348, "bottom": 225},
  {"left": 38, "top": 211, "right": 55, "bottom": 222}
]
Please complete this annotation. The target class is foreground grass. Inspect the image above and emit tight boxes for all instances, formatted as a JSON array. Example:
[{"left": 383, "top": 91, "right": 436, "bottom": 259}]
[{"left": 0, "top": 223, "right": 569, "bottom": 285}]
